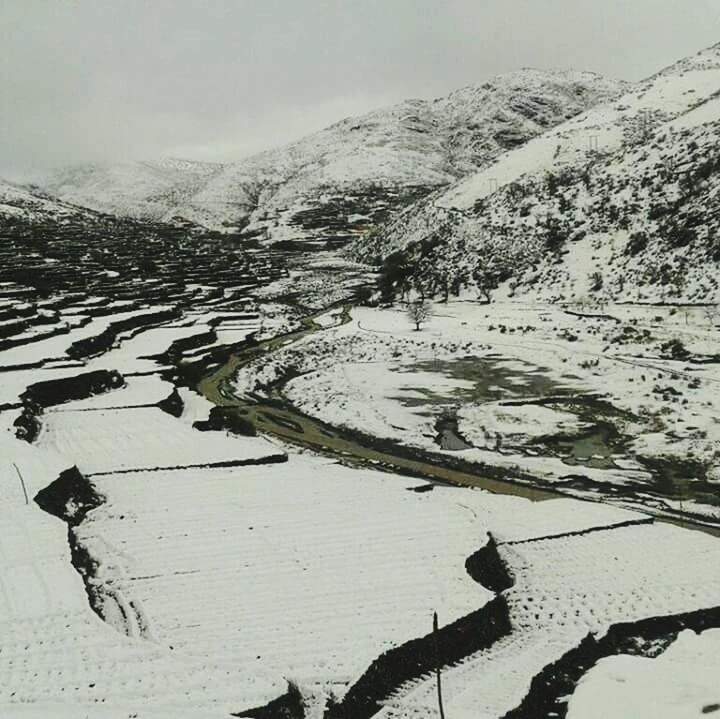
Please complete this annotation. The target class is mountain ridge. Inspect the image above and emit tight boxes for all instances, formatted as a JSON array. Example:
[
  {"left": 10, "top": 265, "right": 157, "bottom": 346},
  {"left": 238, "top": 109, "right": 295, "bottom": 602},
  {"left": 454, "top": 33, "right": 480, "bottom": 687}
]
[
  {"left": 20, "top": 68, "right": 627, "bottom": 244},
  {"left": 351, "top": 41, "right": 720, "bottom": 303}
]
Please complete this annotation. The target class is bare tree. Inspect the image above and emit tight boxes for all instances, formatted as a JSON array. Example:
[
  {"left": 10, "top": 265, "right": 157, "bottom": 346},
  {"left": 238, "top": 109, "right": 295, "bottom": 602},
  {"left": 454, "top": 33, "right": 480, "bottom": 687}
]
[
  {"left": 406, "top": 300, "right": 433, "bottom": 331},
  {"left": 238, "top": 178, "right": 272, "bottom": 215},
  {"left": 674, "top": 477, "right": 691, "bottom": 513}
]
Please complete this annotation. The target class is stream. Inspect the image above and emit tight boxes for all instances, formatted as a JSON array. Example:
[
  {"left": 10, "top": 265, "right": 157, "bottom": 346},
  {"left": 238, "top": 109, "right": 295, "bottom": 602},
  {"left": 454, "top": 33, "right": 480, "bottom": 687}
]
[
  {"left": 196, "top": 304, "right": 555, "bottom": 502},
  {"left": 195, "top": 302, "right": 720, "bottom": 537}
]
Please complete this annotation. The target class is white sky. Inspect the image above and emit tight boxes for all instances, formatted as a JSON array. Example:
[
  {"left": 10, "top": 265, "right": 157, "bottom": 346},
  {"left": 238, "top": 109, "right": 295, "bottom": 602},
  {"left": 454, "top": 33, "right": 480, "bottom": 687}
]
[{"left": 1, "top": 0, "right": 719, "bottom": 174}]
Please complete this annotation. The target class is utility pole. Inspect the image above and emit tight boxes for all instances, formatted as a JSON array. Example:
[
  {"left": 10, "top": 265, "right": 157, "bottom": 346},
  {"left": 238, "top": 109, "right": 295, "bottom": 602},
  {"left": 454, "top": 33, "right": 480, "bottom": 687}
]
[{"left": 433, "top": 611, "right": 446, "bottom": 719}]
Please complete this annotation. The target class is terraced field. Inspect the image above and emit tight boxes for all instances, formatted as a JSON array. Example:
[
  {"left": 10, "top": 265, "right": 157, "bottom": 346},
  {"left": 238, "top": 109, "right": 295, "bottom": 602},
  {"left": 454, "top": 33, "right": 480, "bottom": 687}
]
[{"left": 1, "top": 209, "right": 720, "bottom": 718}]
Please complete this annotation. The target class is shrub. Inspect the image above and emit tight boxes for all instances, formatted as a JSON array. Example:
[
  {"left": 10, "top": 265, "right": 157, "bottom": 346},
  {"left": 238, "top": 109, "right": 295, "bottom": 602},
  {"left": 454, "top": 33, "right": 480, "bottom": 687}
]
[
  {"left": 659, "top": 339, "right": 691, "bottom": 361},
  {"left": 589, "top": 271, "right": 604, "bottom": 292},
  {"left": 626, "top": 231, "right": 648, "bottom": 256}
]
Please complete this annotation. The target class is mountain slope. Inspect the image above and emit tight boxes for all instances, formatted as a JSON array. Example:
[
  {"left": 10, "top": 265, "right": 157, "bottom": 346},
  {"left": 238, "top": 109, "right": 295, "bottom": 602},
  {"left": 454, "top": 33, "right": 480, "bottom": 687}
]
[
  {"left": 355, "top": 42, "right": 720, "bottom": 303},
  {"left": 27, "top": 70, "right": 626, "bottom": 245},
  {"left": 0, "top": 178, "right": 96, "bottom": 223},
  {"left": 27, "top": 158, "right": 225, "bottom": 222}
]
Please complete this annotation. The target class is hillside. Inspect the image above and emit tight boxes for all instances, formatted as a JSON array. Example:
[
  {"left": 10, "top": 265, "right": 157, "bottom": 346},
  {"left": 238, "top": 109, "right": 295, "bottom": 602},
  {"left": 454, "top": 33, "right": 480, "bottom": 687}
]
[
  {"left": 24, "top": 158, "right": 226, "bottom": 223},
  {"left": 0, "top": 178, "right": 96, "bottom": 224},
  {"left": 354, "top": 42, "right": 720, "bottom": 303},
  {"left": 26, "top": 70, "right": 625, "bottom": 246}
]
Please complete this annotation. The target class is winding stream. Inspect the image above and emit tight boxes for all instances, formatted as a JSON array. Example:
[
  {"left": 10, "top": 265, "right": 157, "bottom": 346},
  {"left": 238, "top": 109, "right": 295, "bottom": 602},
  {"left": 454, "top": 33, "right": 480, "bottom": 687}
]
[
  {"left": 195, "top": 302, "right": 720, "bottom": 536},
  {"left": 196, "top": 304, "right": 556, "bottom": 502}
]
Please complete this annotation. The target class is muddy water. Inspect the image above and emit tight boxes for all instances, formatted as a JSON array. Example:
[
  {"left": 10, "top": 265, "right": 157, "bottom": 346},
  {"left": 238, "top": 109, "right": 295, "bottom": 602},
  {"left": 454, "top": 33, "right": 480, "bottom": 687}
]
[
  {"left": 435, "top": 413, "right": 474, "bottom": 451},
  {"left": 200, "top": 376, "right": 556, "bottom": 502},
  {"left": 544, "top": 424, "right": 621, "bottom": 470}
]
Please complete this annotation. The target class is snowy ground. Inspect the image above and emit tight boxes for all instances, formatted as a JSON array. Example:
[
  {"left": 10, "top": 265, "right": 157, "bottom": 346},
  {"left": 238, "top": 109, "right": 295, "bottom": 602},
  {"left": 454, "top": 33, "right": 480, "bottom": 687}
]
[
  {"left": 77, "top": 455, "right": 496, "bottom": 686},
  {"left": 4, "top": 41, "right": 720, "bottom": 718},
  {"left": 0, "top": 307, "right": 175, "bottom": 370},
  {"left": 377, "top": 522, "right": 720, "bottom": 719},
  {"left": 0, "top": 429, "right": 281, "bottom": 718},
  {"left": 567, "top": 629, "right": 720, "bottom": 719},
  {"left": 2, "top": 284, "right": 720, "bottom": 718},
  {"left": 35, "top": 405, "right": 281, "bottom": 475},
  {"left": 0, "top": 290, "right": 297, "bottom": 716}
]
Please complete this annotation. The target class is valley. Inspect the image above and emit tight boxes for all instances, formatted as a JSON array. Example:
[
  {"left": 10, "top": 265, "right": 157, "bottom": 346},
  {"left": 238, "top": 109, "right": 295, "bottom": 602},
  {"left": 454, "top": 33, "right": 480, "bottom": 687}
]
[
  {"left": 199, "top": 279, "right": 720, "bottom": 533},
  {"left": 2, "top": 243, "right": 719, "bottom": 719},
  {"left": 2, "top": 33, "right": 720, "bottom": 719}
]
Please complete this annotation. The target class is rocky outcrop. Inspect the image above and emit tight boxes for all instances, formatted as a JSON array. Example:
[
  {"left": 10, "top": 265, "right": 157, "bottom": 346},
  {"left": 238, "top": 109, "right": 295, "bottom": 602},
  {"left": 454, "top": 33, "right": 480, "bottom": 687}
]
[
  {"left": 34, "top": 465, "right": 103, "bottom": 526},
  {"left": 15, "top": 369, "right": 124, "bottom": 441},
  {"left": 465, "top": 533, "right": 515, "bottom": 592},
  {"left": 193, "top": 405, "right": 258, "bottom": 437},
  {"left": 156, "top": 386, "right": 184, "bottom": 417}
]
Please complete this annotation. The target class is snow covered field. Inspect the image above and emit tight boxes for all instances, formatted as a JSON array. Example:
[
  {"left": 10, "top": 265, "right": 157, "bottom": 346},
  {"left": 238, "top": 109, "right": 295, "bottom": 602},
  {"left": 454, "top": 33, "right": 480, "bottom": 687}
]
[
  {"left": 36, "top": 405, "right": 281, "bottom": 475},
  {"left": 567, "top": 629, "right": 720, "bottom": 719},
  {"left": 377, "top": 522, "right": 720, "bottom": 719},
  {"left": 77, "top": 456, "right": 496, "bottom": 685},
  {"left": 0, "top": 307, "right": 175, "bottom": 370},
  {"left": 0, "top": 427, "right": 282, "bottom": 717},
  {"left": 0, "top": 286, "right": 719, "bottom": 719},
  {"left": 5, "top": 290, "right": 719, "bottom": 718}
]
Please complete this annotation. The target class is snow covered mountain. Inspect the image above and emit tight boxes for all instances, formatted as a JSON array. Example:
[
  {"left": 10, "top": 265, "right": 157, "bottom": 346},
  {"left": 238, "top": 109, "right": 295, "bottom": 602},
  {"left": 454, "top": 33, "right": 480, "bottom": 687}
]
[
  {"left": 27, "top": 158, "right": 225, "bottom": 223},
  {"left": 354, "top": 42, "right": 720, "bottom": 303},
  {"left": 0, "top": 178, "right": 96, "bottom": 223},
  {"left": 26, "top": 70, "right": 625, "bottom": 245}
]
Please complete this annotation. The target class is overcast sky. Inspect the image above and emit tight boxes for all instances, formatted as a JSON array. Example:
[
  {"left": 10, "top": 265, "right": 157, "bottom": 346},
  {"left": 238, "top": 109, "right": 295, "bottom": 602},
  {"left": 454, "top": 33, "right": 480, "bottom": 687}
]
[{"left": 1, "top": 0, "right": 719, "bottom": 175}]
